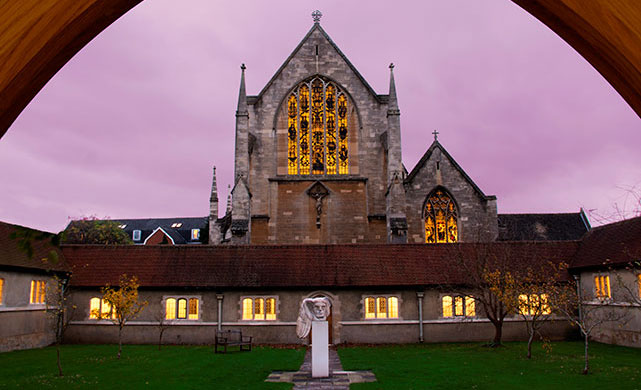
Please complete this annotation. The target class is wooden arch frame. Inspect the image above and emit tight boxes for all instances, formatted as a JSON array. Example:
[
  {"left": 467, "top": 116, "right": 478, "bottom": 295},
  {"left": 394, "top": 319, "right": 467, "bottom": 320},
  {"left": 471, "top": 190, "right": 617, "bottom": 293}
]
[{"left": 0, "top": 1, "right": 640, "bottom": 139}]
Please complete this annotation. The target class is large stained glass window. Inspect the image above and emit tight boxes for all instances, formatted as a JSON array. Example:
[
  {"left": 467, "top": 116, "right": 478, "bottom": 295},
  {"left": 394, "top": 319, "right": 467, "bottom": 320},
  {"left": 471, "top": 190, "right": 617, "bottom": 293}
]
[
  {"left": 286, "top": 78, "right": 348, "bottom": 175},
  {"left": 425, "top": 188, "right": 458, "bottom": 243}
]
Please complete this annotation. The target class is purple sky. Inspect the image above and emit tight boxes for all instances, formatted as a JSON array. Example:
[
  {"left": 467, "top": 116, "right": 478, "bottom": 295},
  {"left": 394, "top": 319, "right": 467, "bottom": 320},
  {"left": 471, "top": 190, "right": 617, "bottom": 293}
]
[{"left": 1, "top": 0, "right": 639, "bottom": 233}]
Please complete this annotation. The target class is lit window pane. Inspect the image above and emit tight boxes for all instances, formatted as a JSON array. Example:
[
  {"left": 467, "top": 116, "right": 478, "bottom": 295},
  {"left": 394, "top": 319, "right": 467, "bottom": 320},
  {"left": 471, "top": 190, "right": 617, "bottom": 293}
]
[
  {"left": 388, "top": 297, "right": 398, "bottom": 318},
  {"left": 265, "top": 298, "right": 276, "bottom": 320},
  {"left": 38, "top": 281, "right": 46, "bottom": 303},
  {"left": 465, "top": 296, "right": 475, "bottom": 317},
  {"left": 254, "top": 298, "right": 265, "bottom": 320},
  {"left": 166, "top": 298, "right": 176, "bottom": 320},
  {"left": 540, "top": 294, "right": 551, "bottom": 315},
  {"left": 101, "top": 299, "right": 113, "bottom": 319},
  {"left": 377, "top": 297, "right": 387, "bottom": 318},
  {"left": 518, "top": 294, "right": 529, "bottom": 315},
  {"left": 638, "top": 275, "right": 641, "bottom": 299},
  {"left": 242, "top": 298, "right": 253, "bottom": 320},
  {"left": 188, "top": 298, "right": 198, "bottom": 320},
  {"left": 605, "top": 276, "right": 611, "bottom": 298},
  {"left": 89, "top": 297, "right": 100, "bottom": 319},
  {"left": 365, "top": 297, "right": 376, "bottom": 319},
  {"left": 442, "top": 296, "right": 452, "bottom": 318},
  {"left": 177, "top": 299, "right": 187, "bottom": 319},
  {"left": 0, "top": 278, "right": 3, "bottom": 305},
  {"left": 30, "top": 280, "right": 36, "bottom": 304},
  {"left": 454, "top": 296, "right": 463, "bottom": 316}
]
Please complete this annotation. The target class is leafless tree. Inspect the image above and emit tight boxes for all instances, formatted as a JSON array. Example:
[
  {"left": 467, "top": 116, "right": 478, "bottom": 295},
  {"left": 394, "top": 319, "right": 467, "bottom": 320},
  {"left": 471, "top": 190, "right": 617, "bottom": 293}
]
[
  {"left": 548, "top": 271, "right": 630, "bottom": 375},
  {"left": 45, "top": 274, "right": 74, "bottom": 377}
]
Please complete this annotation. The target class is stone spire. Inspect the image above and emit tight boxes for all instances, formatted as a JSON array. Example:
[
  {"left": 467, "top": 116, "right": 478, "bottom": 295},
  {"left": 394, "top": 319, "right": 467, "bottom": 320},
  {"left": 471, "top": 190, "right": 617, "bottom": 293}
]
[
  {"left": 208, "top": 166, "right": 222, "bottom": 245},
  {"left": 387, "top": 63, "right": 399, "bottom": 114},
  {"left": 385, "top": 62, "right": 407, "bottom": 243},
  {"left": 231, "top": 63, "right": 251, "bottom": 244},
  {"left": 226, "top": 184, "right": 232, "bottom": 214},
  {"left": 209, "top": 166, "right": 219, "bottom": 218},
  {"left": 236, "top": 64, "right": 248, "bottom": 116}
]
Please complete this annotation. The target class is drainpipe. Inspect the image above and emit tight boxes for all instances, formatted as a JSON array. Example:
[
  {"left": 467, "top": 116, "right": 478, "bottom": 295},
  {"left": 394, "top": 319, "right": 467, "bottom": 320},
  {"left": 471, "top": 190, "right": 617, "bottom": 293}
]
[
  {"left": 573, "top": 275, "right": 582, "bottom": 324},
  {"left": 216, "top": 294, "right": 224, "bottom": 331},
  {"left": 416, "top": 292, "right": 424, "bottom": 342}
]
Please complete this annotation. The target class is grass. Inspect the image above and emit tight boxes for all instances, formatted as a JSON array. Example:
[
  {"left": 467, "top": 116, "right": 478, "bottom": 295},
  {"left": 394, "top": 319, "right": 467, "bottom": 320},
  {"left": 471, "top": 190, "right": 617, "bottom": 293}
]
[
  {"left": 0, "top": 344, "right": 305, "bottom": 389},
  {"left": 338, "top": 341, "right": 641, "bottom": 389},
  {"left": 1, "top": 342, "right": 640, "bottom": 389}
]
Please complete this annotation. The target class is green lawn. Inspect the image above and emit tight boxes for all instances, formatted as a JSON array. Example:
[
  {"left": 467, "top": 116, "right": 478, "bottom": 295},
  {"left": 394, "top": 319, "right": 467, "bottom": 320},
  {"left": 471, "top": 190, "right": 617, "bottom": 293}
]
[
  {"left": 0, "top": 344, "right": 305, "bottom": 389},
  {"left": 1, "top": 342, "right": 640, "bottom": 389},
  {"left": 338, "top": 342, "right": 641, "bottom": 389}
]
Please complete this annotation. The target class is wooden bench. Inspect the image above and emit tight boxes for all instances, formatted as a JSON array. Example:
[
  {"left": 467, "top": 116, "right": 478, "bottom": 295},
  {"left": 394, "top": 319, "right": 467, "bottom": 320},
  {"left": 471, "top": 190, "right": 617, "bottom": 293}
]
[{"left": 214, "top": 330, "right": 252, "bottom": 353}]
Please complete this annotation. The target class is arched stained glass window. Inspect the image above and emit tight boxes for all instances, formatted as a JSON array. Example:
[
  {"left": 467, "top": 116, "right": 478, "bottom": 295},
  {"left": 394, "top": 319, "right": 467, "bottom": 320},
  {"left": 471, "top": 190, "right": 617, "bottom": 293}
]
[
  {"left": 425, "top": 188, "right": 458, "bottom": 243},
  {"left": 286, "top": 78, "right": 349, "bottom": 175}
]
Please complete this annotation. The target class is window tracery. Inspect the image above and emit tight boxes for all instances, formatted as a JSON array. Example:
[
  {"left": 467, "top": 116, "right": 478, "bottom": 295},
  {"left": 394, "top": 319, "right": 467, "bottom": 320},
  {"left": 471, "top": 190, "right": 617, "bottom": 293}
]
[
  {"left": 425, "top": 189, "right": 458, "bottom": 243},
  {"left": 286, "top": 78, "right": 349, "bottom": 175}
]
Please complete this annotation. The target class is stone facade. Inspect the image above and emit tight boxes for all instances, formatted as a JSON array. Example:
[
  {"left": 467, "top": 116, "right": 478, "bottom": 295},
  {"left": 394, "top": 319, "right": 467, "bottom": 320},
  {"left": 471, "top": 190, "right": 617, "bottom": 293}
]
[
  {"left": 0, "top": 270, "right": 56, "bottom": 352},
  {"left": 210, "top": 21, "right": 497, "bottom": 245},
  {"left": 65, "top": 287, "right": 573, "bottom": 346}
]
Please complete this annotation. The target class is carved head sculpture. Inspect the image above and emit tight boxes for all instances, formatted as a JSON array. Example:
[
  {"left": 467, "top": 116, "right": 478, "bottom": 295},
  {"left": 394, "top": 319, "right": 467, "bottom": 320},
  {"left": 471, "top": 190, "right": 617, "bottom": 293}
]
[{"left": 296, "top": 297, "right": 331, "bottom": 339}]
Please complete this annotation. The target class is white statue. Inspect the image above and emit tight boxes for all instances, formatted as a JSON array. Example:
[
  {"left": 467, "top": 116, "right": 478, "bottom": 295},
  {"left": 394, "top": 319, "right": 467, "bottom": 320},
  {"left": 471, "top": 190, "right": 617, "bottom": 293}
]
[{"left": 296, "top": 297, "right": 331, "bottom": 338}]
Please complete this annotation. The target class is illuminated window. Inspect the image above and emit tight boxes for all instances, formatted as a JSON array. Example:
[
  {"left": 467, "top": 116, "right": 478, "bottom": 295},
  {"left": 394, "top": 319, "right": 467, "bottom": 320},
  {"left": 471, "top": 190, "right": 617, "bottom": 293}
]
[
  {"left": 425, "top": 188, "right": 458, "bottom": 244},
  {"left": 594, "top": 275, "right": 611, "bottom": 299},
  {"left": 364, "top": 296, "right": 399, "bottom": 319},
  {"left": 164, "top": 296, "right": 199, "bottom": 320},
  {"left": 29, "top": 280, "right": 46, "bottom": 304},
  {"left": 132, "top": 230, "right": 141, "bottom": 241},
  {"left": 638, "top": 274, "right": 641, "bottom": 299},
  {"left": 518, "top": 294, "right": 551, "bottom": 316},
  {"left": 0, "top": 278, "right": 3, "bottom": 305},
  {"left": 171, "top": 222, "right": 183, "bottom": 228},
  {"left": 241, "top": 297, "right": 277, "bottom": 321},
  {"left": 89, "top": 297, "right": 116, "bottom": 319},
  {"left": 285, "top": 78, "right": 349, "bottom": 175},
  {"left": 442, "top": 295, "right": 475, "bottom": 318},
  {"left": 191, "top": 228, "right": 200, "bottom": 240},
  {"left": 166, "top": 298, "right": 176, "bottom": 320}
]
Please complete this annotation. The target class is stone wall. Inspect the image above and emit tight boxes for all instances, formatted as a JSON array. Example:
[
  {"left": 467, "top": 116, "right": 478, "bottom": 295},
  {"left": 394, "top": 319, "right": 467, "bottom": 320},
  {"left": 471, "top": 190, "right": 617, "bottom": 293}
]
[
  {"left": 0, "top": 270, "right": 56, "bottom": 352},
  {"left": 65, "top": 287, "right": 575, "bottom": 346}
]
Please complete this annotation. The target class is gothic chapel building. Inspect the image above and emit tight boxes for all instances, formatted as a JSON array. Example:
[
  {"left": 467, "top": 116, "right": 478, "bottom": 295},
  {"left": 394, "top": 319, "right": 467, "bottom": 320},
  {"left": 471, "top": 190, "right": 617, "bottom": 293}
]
[
  {"left": 47, "top": 14, "right": 641, "bottom": 349},
  {"left": 209, "top": 18, "right": 499, "bottom": 247}
]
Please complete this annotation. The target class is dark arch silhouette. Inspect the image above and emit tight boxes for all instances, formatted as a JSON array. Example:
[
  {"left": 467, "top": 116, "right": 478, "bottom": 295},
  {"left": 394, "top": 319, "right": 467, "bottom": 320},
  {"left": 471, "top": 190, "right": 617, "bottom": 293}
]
[{"left": 0, "top": 0, "right": 639, "bottom": 139}]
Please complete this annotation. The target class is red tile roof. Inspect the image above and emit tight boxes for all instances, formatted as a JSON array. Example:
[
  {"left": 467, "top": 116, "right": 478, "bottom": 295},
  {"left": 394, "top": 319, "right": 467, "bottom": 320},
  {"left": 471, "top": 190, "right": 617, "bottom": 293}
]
[
  {"left": 0, "top": 221, "right": 68, "bottom": 272},
  {"left": 62, "top": 242, "right": 578, "bottom": 288},
  {"left": 572, "top": 216, "right": 641, "bottom": 270}
]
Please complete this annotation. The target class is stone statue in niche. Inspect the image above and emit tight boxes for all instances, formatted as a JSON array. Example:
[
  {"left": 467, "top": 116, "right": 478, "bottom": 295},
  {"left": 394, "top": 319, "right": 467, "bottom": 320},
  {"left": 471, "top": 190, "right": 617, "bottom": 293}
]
[
  {"left": 306, "top": 181, "right": 329, "bottom": 229},
  {"left": 296, "top": 297, "right": 331, "bottom": 338}
]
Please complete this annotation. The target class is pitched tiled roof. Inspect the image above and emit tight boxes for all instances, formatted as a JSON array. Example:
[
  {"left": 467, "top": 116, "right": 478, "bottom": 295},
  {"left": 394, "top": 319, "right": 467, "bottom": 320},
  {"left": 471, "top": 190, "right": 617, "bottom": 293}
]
[
  {"left": 0, "top": 221, "right": 68, "bottom": 272},
  {"left": 498, "top": 212, "right": 590, "bottom": 241},
  {"left": 62, "top": 242, "right": 577, "bottom": 288},
  {"left": 67, "top": 217, "right": 208, "bottom": 244},
  {"left": 571, "top": 216, "right": 641, "bottom": 270}
]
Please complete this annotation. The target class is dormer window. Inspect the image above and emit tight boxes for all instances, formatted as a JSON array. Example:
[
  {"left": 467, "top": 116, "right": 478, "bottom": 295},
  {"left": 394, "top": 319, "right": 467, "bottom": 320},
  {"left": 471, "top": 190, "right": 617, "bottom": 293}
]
[
  {"left": 171, "top": 222, "right": 183, "bottom": 228},
  {"left": 132, "top": 230, "right": 141, "bottom": 241},
  {"left": 191, "top": 229, "right": 200, "bottom": 240}
]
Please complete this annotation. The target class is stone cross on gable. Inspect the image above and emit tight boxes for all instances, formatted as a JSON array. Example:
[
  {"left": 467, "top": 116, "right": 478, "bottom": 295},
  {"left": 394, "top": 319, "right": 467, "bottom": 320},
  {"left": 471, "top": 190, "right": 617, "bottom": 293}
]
[
  {"left": 432, "top": 130, "right": 439, "bottom": 141},
  {"left": 312, "top": 10, "right": 323, "bottom": 23}
]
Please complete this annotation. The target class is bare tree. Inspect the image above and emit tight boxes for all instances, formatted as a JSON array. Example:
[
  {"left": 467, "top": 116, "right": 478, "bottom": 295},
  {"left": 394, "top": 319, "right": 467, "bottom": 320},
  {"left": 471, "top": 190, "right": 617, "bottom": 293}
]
[
  {"left": 586, "top": 184, "right": 641, "bottom": 225},
  {"left": 45, "top": 274, "right": 74, "bottom": 376},
  {"left": 548, "top": 270, "right": 630, "bottom": 375},
  {"left": 490, "top": 262, "right": 561, "bottom": 359},
  {"left": 154, "top": 305, "right": 170, "bottom": 350},
  {"left": 444, "top": 243, "right": 515, "bottom": 347}
]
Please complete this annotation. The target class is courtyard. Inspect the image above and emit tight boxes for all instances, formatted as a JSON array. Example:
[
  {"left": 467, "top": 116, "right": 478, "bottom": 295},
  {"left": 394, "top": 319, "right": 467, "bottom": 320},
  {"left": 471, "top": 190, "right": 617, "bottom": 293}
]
[{"left": 1, "top": 342, "right": 639, "bottom": 389}]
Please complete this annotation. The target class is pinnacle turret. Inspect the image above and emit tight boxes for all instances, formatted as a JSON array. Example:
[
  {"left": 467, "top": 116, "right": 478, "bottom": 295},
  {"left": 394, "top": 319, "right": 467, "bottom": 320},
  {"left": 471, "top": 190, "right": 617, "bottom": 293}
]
[
  {"left": 387, "top": 63, "right": 399, "bottom": 115},
  {"left": 236, "top": 64, "right": 248, "bottom": 116}
]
